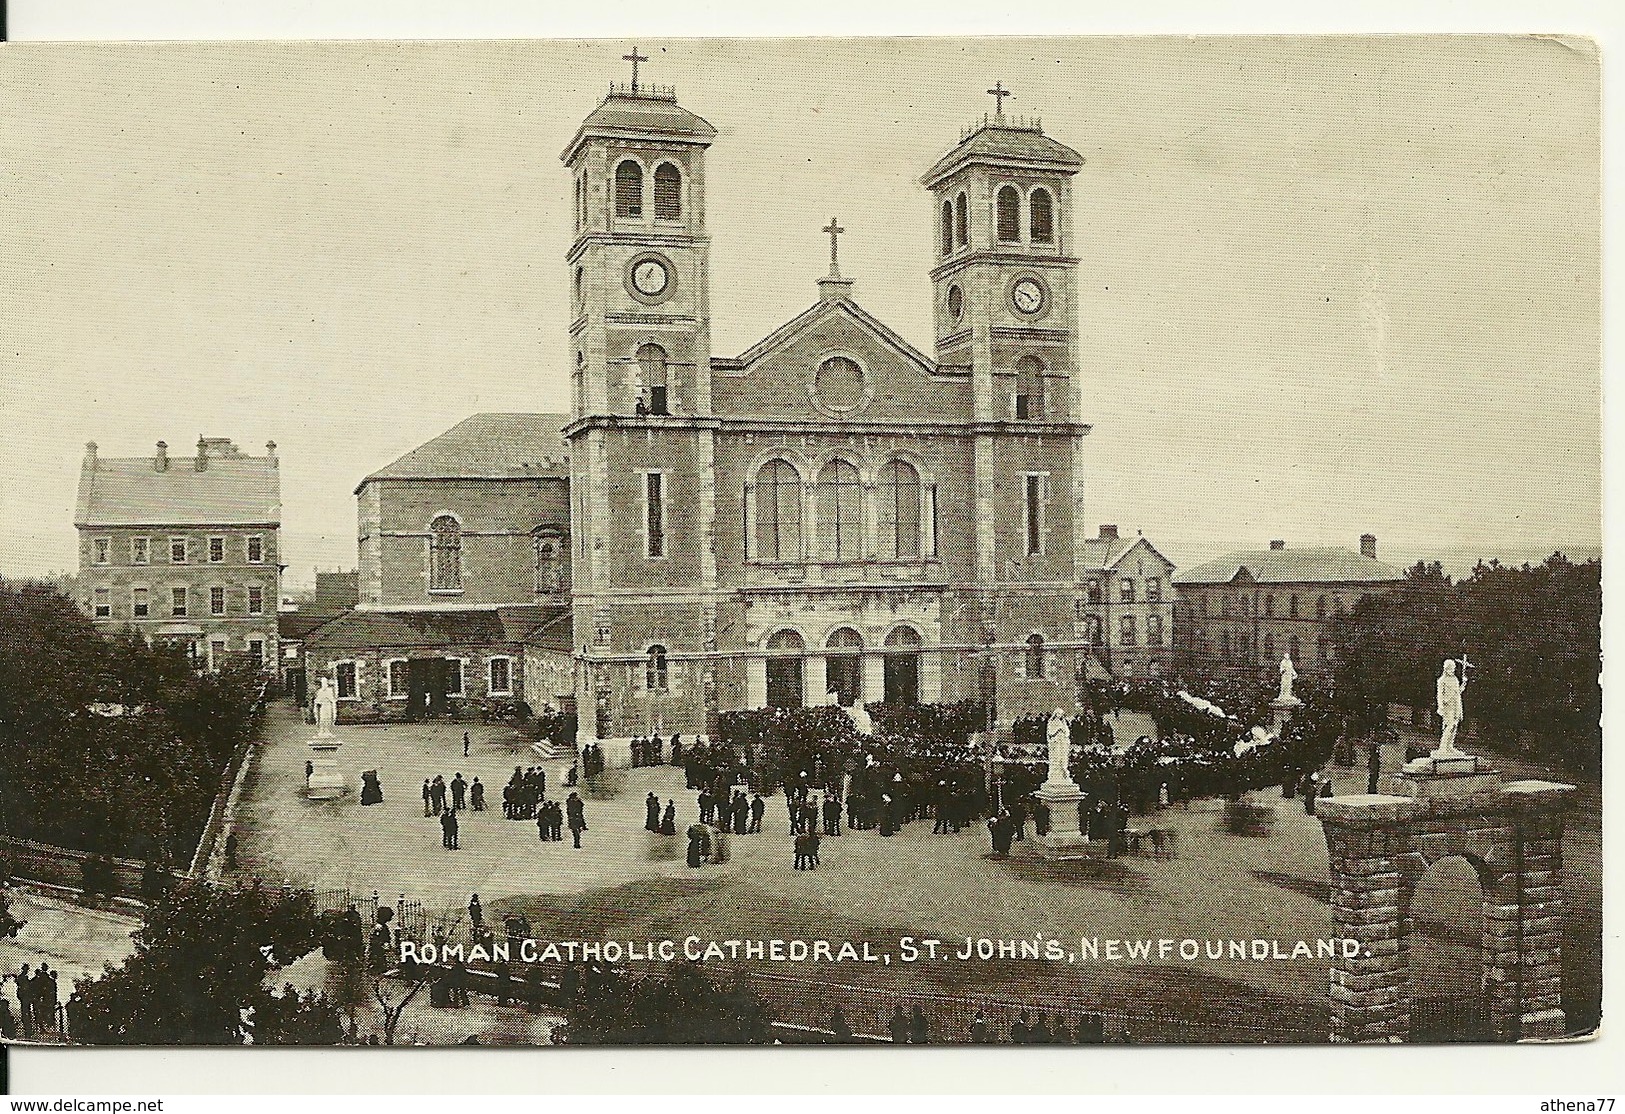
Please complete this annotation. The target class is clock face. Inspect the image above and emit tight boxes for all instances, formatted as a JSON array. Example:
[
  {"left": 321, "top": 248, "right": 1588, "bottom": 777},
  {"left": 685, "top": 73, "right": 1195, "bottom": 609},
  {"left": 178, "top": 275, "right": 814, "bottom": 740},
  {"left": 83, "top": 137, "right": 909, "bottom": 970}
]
[
  {"left": 1011, "top": 277, "right": 1046, "bottom": 315},
  {"left": 632, "top": 259, "right": 670, "bottom": 297}
]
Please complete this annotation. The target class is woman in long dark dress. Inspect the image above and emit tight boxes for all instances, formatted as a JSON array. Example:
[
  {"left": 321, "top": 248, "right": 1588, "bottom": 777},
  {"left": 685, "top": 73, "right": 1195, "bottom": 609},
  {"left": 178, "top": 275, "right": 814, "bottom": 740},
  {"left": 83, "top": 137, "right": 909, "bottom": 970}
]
[{"left": 660, "top": 801, "right": 677, "bottom": 836}]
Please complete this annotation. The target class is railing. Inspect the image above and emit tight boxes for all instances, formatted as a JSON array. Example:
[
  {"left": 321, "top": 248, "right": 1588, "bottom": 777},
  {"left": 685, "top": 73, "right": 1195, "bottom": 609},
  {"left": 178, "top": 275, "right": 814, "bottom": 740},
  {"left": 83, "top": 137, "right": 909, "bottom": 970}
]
[
  {"left": 606, "top": 82, "right": 678, "bottom": 101},
  {"left": 962, "top": 114, "right": 1044, "bottom": 139}
]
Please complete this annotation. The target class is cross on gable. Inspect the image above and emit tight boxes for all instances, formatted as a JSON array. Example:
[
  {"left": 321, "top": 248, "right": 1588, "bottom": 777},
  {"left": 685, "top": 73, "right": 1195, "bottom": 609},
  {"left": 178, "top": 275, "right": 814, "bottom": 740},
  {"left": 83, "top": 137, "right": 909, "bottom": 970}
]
[
  {"left": 623, "top": 46, "right": 649, "bottom": 91},
  {"left": 823, "top": 216, "right": 846, "bottom": 273},
  {"left": 987, "top": 81, "right": 1013, "bottom": 118}
]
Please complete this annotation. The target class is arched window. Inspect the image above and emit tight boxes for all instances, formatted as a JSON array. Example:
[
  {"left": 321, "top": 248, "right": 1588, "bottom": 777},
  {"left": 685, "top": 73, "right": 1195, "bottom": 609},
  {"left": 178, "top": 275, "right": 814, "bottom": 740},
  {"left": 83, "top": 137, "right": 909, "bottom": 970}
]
[
  {"left": 954, "top": 192, "right": 968, "bottom": 247},
  {"left": 1025, "top": 633, "right": 1046, "bottom": 678},
  {"left": 754, "top": 459, "right": 802, "bottom": 561},
  {"left": 766, "top": 629, "right": 805, "bottom": 709},
  {"left": 825, "top": 627, "right": 864, "bottom": 706},
  {"left": 1264, "top": 633, "right": 1275, "bottom": 662},
  {"left": 1289, "top": 593, "right": 1300, "bottom": 619},
  {"left": 1316, "top": 595, "right": 1327, "bottom": 619},
  {"left": 815, "top": 460, "right": 862, "bottom": 561},
  {"left": 1264, "top": 594, "right": 1275, "bottom": 617},
  {"left": 877, "top": 459, "right": 920, "bottom": 559},
  {"left": 653, "top": 162, "right": 681, "bottom": 220},
  {"left": 615, "top": 160, "right": 643, "bottom": 218},
  {"left": 1289, "top": 635, "right": 1301, "bottom": 661},
  {"left": 940, "top": 199, "right": 954, "bottom": 255},
  {"left": 573, "top": 267, "right": 584, "bottom": 311},
  {"left": 533, "top": 529, "right": 566, "bottom": 594},
  {"left": 1014, "top": 354, "right": 1045, "bottom": 419},
  {"left": 645, "top": 645, "right": 669, "bottom": 692},
  {"left": 1029, "top": 187, "right": 1054, "bottom": 243},
  {"left": 637, "top": 342, "right": 669, "bottom": 414},
  {"left": 996, "top": 185, "right": 1022, "bottom": 242},
  {"left": 883, "top": 626, "right": 922, "bottom": 705},
  {"left": 573, "top": 177, "right": 582, "bottom": 231},
  {"left": 429, "top": 515, "right": 461, "bottom": 591}
]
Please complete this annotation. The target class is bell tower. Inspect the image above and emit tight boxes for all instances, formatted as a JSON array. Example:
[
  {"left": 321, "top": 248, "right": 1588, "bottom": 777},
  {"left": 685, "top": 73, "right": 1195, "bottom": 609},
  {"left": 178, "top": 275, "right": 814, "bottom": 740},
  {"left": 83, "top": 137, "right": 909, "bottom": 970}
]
[
  {"left": 561, "top": 50, "right": 718, "bottom": 420},
  {"left": 922, "top": 84, "right": 1084, "bottom": 424}
]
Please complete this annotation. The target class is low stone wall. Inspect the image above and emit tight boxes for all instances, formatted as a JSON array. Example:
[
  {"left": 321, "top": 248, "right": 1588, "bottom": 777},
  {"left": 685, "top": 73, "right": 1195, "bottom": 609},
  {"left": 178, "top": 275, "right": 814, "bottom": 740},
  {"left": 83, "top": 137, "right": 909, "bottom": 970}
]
[{"left": 0, "top": 835, "right": 146, "bottom": 900}]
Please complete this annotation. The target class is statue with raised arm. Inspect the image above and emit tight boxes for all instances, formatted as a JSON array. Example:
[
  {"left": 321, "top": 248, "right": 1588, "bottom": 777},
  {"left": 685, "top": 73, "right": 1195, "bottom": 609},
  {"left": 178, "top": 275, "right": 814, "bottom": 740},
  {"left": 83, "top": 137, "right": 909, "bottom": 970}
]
[
  {"left": 1045, "top": 708, "right": 1072, "bottom": 786},
  {"left": 1434, "top": 658, "right": 1468, "bottom": 757},
  {"left": 313, "top": 677, "right": 338, "bottom": 738},
  {"left": 1278, "top": 654, "right": 1299, "bottom": 703}
]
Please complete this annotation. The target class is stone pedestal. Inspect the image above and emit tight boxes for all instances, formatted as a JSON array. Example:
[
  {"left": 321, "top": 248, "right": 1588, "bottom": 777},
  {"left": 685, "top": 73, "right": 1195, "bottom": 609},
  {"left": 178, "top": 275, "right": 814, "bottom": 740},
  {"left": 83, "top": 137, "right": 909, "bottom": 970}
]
[
  {"left": 1032, "top": 779, "right": 1090, "bottom": 859},
  {"left": 1270, "top": 696, "right": 1303, "bottom": 732},
  {"left": 306, "top": 736, "right": 347, "bottom": 800}
]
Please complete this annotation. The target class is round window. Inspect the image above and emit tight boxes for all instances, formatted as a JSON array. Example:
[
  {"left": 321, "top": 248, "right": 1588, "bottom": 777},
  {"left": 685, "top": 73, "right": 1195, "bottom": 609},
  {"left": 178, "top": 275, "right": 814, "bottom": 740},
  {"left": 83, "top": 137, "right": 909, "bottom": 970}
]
[{"left": 813, "top": 356, "right": 867, "bottom": 412}]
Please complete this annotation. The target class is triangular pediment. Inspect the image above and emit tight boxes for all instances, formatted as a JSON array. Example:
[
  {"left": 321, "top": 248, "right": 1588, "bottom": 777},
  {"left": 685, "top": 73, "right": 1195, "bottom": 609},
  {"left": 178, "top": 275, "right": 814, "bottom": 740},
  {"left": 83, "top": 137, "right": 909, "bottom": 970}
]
[{"left": 724, "top": 297, "right": 938, "bottom": 378}]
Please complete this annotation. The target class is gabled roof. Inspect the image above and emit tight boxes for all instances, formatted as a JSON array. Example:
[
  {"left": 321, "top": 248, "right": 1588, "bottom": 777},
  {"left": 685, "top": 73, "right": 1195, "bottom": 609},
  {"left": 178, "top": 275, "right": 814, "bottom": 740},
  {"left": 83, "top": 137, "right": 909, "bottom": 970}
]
[
  {"left": 1175, "top": 546, "right": 1403, "bottom": 586},
  {"left": 561, "top": 88, "right": 717, "bottom": 163},
  {"left": 922, "top": 119, "right": 1084, "bottom": 188},
  {"left": 76, "top": 451, "right": 280, "bottom": 528},
  {"left": 720, "top": 296, "right": 937, "bottom": 378},
  {"left": 357, "top": 413, "right": 570, "bottom": 494},
  {"left": 1079, "top": 534, "right": 1174, "bottom": 573}
]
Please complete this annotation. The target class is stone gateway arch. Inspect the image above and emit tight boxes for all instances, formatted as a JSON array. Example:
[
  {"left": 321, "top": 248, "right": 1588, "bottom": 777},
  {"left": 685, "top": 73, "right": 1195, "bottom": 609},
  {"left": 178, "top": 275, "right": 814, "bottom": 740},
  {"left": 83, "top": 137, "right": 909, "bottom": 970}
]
[{"left": 1317, "top": 769, "right": 1574, "bottom": 1043}]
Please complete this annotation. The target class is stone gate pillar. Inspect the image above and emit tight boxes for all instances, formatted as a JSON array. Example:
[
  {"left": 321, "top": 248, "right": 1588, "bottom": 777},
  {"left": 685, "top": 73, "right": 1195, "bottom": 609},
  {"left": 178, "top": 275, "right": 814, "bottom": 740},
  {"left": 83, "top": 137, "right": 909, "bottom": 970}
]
[{"left": 1318, "top": 769, "right": 1574, "bottom": 1043}]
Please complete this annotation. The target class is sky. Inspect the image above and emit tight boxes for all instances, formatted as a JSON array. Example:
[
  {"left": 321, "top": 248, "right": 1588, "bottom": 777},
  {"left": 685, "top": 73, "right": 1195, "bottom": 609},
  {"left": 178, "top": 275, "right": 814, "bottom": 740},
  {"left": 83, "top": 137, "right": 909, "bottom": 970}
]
[{"left": 0, "top": 35, "right": 1601, "bottom": 587}]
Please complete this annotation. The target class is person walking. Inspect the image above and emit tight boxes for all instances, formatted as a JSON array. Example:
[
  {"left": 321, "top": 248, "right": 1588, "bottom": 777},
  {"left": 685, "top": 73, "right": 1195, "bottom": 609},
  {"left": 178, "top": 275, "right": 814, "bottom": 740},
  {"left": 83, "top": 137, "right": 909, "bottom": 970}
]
[
  {"left": 468, "top": 894, "right": 483, "bottom": 931},
  {"left": 463, "top": 731, "right": 471, "bottom": 758},
  {"left": 422, "top": 779, "right": 433, "bottom": 818},
  {"left": 645, "top": 792, "right": 661, "bottom": 833},
  {"left": 567, "top": 792, "right": 587, "bottom": 848},
  {"left": 470, "top": 776, "right": 485, "bottom": 811},
  {"left": 749, "top": 793, "right": 765, "bottom": 834},
  {"left": 660, "top": 800, "right": 677, "bottom": 837}
]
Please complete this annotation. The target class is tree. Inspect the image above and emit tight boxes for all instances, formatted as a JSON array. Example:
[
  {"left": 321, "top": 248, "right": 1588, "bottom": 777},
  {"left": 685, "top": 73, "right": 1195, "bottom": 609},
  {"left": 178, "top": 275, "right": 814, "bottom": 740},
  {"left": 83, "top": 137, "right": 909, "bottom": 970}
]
[
  {"left": 563, "top": 961, "right": 774, "bottom": 1045},
  {"left": 70, "top": 880, "right": 333, "bottom": 1045},
  {"left": 0, "top": 888, "right": 26, "bottom": 940}
]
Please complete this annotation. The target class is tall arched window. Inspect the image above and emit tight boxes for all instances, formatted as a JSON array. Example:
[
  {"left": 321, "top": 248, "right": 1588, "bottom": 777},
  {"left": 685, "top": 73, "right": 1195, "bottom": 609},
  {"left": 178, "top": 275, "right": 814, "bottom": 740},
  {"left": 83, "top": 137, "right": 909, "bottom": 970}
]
[
  {"left": 815, "top": 460, "right": 862, "bottom": 561},
  {"left": 883, "top": 626, "right": 922, "bottom": 705},
  {"left": 954, "top": 192, "right": 968, "bottom": 247},
  {"left": 940, "top": 199, "right": 954, "bottom": 255},
  {"left": 653, "top": 162, "right": 681, "bottom": 220},
  {"left": 1014, "top": 354, "right": 1045, "bottom": 419},
  {"left": 429, "top": 515, "right": 461, "bottom": 591},
  {"left": 1289, "top": 594, "right": 1300, "bottom": 619},
  {"left": 1264, "top": 634, "right": 1275, "bottom": 662},
  {"left": 825, "top": 627, "right": 863, "bottom": 706},
  {"left": 1029, "top": 186, "right": 1054, "bottom": 242},
  {"left": 877, "top": 459, "right": 921, "bottom": 559},
  {"left": 754, "top": 459, "right": 802, "bottom": 561},
  {"left": 573, "top": 177, "right": 582, "bottom": 231},
  {"left": 533, "top": 529, "right": 565, "bottom": 594},
  {"left": 996, "top": 185, "right": 1022, "bottom": 242},
  {"left": 1316, "top": 595, "right": 1327, "bottom": 619},
  {"left": 615, "top": 160, "right": 643, "bottom": 218},
  {"left": 1025, "top": 633, "right": 1046, "bottom": 678},
  {"left": 645, "top": 645, "right": 669, "bottom": 692},
  {"left": 766, "top": 629, "right": 805, "bottom": 709},
  {"left": 637, "top": 342, "right": 669, "bottom": 414},
  {"left": 1289, "top": 635, "right": 1301, "bottom": 661},
  {"left": 1264, "top": 594, "right": 1275, "bottom": 617}
]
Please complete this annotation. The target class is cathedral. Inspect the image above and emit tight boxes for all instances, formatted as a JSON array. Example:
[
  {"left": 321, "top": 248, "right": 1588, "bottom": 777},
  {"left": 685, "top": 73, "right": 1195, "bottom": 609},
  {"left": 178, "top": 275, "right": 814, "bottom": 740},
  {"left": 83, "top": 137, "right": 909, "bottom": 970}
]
[{"left": 305, "top": 66, "right": 1137, "bottom": 745}]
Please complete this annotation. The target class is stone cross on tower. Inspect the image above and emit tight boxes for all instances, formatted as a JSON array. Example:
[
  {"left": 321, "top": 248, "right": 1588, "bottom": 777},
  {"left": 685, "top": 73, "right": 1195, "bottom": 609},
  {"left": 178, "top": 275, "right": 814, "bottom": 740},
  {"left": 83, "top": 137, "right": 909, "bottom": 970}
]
[
  {"left": 623, "top": 45, "right": 649, "bottom": 92},
  {"left": 822, "top": 216, "right": 845, "bottom": 277},
  {"left": 987, "top": 81, "right": 1014, "bottom": 120}
]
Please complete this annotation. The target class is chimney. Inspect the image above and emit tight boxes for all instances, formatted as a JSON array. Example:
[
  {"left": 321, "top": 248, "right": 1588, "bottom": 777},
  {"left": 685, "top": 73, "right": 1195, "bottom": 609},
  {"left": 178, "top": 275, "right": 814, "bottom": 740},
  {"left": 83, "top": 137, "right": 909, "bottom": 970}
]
[
  {"left": 155, "top": 441, "right": 168, "bottom": 472},
  {"left": 1360, "top": 533, "right": 1377, "bottom": 560},
  {"left": 1269, "top": 540, "right": 1286, "bottom": 551},
  {"left": 195, "top": 436, "right": 208, "bottom": 472},
  {"left": 1098, "top": 525, "right": 1118, "bottom": 540},
  {"left": 83, "top": 441, "right": 97, "bottom": 466},
  {"left": 266, "top": 440, "right": 279, "bottom": 468}
]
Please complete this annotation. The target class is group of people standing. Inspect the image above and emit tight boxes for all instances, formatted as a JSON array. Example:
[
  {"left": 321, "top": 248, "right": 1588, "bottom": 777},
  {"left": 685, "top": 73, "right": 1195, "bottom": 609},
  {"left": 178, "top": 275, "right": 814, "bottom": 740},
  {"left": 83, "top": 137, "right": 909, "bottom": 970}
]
[
  {"left": 421, "top": 772, "right": 482, "bottom": 816},
  {"left": 502, "top": 766, "right": 546, "bottom": 820},
  {"left": 3, "top": 963, "right": 60, "bottom": 1038}
]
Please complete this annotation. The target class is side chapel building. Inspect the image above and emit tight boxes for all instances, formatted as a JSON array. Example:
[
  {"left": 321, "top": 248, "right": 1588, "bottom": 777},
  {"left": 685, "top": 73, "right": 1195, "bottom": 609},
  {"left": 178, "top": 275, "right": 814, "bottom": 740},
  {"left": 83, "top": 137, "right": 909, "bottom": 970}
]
[{"left": 308, "top": 70, "right": 1133, "bottom": 741}]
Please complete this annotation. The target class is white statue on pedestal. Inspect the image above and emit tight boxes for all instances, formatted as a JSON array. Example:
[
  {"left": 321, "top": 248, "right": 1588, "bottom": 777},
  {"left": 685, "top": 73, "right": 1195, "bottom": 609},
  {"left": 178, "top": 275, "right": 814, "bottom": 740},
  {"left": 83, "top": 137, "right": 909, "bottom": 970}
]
[
  {"left": 1278, "top": 654, "right": 1299, "bottom": 704},
  {"left": 1434, "top": 658, "right": 1469, "bottom": 757},
  {"left": 313, "top": 677, "right": 338, "bottom": 738},
  {"left": 1045, "top": 708, "right": 1072, "bottom": 786},
  {"left": 843, "top": 698, "right": 874, "bottom": 736}
]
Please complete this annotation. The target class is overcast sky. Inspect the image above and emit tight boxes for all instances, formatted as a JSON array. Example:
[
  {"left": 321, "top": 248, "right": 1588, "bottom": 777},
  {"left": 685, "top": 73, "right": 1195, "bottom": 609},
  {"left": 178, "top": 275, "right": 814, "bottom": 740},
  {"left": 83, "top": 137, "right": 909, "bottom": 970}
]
[{"left": 0, "top": 36, "right": 1600, "bottom": 586}]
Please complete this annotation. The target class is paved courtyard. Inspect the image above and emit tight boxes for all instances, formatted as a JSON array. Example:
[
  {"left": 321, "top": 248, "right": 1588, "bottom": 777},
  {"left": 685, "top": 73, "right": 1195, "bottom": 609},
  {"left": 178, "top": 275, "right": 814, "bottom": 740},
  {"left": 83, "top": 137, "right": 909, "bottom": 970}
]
[{"left": 232, "top": 701, "right": 1601, "bottom": 1042}]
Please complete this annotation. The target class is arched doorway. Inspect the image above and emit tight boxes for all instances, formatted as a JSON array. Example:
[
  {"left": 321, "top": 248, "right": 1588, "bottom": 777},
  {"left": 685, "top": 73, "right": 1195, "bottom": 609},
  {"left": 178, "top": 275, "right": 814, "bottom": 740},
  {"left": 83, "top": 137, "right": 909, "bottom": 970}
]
[
  {"left": 824, "top": 627, "right": 863, "bottom": 706},
  {"left": 765, "top": 629, "right": 804, "bottom": 709},
  {"left": 882, "top": 626, "right": 922, "bottom": 705},
  {"left": 1409, "top": 855, "right": 1490, "bottom": 1041}
]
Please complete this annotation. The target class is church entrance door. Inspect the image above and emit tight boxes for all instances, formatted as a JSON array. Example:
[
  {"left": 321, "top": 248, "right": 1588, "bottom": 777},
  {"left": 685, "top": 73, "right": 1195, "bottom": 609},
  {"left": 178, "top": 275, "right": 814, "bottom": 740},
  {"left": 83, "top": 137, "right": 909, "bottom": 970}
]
[
  {"left": 766, "top": 658, "right": 804, "bottom": 709},
  {"left": 883, "top": 654, "right": 918, "bottom": 705},
  {"left": 407, "top": 658, "right": 451, "bottom": 718}
]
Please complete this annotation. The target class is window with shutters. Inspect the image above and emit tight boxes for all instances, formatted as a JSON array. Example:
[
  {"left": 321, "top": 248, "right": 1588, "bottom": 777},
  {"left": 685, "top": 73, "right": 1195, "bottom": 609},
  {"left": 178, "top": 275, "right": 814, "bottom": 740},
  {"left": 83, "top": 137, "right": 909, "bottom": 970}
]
[
  {"left": 653, "top": 162, "right": 681, "bottom": 220},
  {"left": 997, "top": 185, "right": 1022, "bottom": 242},
  {"left": 954, "top": 192, "right": 968, "bottom": 246},
  {"left": 615, "top": 159, "right": 643, "bottom": 218},
  {"left": 940, "top": 199, "right": 954, "bottom": 255},
  {"left": 1030, "top": 186, "right": 1054, "bottom": 242}
]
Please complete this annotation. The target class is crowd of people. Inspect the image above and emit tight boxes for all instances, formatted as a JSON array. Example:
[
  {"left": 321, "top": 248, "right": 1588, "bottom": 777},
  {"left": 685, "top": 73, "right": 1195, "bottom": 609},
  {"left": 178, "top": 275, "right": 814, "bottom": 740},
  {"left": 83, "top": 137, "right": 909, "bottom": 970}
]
[
  {"left": 501, "top": 766, "right": 546, "bottom": 820},
  {"left": 2, "top": 963, "right": 62, "bottom": 1039}
]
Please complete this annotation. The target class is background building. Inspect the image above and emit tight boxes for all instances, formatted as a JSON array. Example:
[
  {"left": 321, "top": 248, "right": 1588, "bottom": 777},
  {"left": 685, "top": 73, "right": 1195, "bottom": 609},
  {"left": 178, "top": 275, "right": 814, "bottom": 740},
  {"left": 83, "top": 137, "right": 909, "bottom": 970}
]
[
  {"left": 74, "top": 437, "right": 281, "bottom": 671},
  {"left": 1173, "top": 535, "right": 1402, "bottom": 681},
  {"left": 1077, "top": 524, "right": 1176, "bottom": 680}
]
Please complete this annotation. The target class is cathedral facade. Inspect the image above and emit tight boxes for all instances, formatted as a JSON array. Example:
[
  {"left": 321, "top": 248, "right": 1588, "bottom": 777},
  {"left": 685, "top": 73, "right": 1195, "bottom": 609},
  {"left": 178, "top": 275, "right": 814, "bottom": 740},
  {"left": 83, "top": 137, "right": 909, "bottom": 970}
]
[{"left": 310, "top": 73, "right": 1103, "bottom": 742}]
